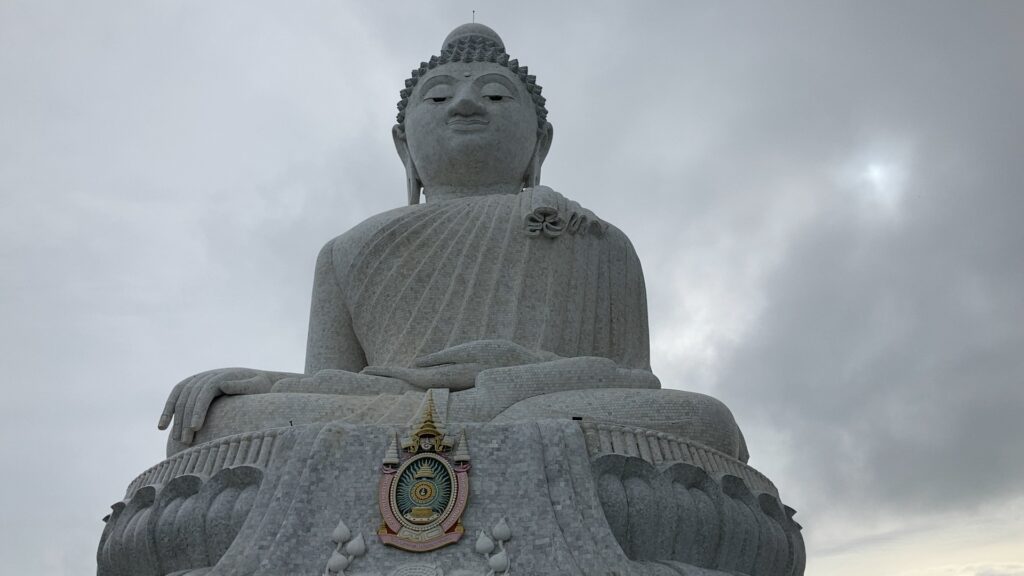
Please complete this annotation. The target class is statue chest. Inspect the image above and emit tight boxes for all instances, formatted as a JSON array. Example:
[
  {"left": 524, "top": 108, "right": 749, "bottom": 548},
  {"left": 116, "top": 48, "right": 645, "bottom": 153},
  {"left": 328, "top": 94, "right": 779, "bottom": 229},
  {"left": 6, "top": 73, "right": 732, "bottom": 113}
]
[{"left": 345, "top": 194, "right": 642, "bottom": 366}]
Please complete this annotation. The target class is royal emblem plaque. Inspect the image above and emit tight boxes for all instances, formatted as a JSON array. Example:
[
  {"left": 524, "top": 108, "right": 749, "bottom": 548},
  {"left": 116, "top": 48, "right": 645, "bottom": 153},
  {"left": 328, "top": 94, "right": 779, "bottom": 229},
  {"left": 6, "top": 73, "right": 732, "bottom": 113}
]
[{"left": 378, "top": 393, "right": 470, "bottom": 552}]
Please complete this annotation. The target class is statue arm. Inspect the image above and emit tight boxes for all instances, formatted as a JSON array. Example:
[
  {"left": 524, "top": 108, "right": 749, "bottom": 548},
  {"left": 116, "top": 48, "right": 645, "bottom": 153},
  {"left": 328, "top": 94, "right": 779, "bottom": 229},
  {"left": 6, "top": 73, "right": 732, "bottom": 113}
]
[
  {"left": 304, "top": 238, "right": 367, "bottom": 374},
  {"left": 157, "top": 237, "right": 379, "bottom": 447},
  {"left": 618, "top": 224, "right": 653, "bottom": 371},
  {"left": 303, "top": 207, "right": 415, "bottom": 373},
  {"left": 277, "top": 233, "right": 418, "bottom": 394}
]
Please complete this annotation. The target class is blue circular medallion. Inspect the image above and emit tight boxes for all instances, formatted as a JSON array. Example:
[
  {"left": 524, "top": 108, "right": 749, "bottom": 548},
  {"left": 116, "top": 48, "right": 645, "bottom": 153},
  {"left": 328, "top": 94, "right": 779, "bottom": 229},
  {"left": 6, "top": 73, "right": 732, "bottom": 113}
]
[{"left": 391, "top": 453, "right": 455, "bottom": 530}]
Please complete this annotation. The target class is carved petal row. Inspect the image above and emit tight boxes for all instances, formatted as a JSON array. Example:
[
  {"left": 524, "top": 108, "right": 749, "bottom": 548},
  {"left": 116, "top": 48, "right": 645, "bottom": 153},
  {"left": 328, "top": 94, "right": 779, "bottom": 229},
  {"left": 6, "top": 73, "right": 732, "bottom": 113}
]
[
  {"left": 97, "top": 466, "right": 263, "bottom": 576},
  {"left": 593, "top": 454, "right": 805, "bottom": 576},
  {"left": 125, "top": 428, "right": 282, "bottom": 498},
  {"left": 581, "top": 421, "right": 778, "bottom": 496}
]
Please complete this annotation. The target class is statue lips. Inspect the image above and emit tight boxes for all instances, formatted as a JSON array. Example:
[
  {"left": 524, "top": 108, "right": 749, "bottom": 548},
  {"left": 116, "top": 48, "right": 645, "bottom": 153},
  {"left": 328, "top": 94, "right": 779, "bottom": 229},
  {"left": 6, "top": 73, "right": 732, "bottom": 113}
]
[{"left": 446, "top": 117, "right": 489, "bottom": 132}]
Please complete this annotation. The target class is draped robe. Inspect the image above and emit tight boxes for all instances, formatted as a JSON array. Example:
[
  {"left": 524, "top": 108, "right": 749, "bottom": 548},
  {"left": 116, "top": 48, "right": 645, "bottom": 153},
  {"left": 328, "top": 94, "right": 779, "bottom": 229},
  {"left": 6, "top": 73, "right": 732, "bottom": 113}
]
[{"left": 336, "top": 188, "right": 650, "bottom": 370}]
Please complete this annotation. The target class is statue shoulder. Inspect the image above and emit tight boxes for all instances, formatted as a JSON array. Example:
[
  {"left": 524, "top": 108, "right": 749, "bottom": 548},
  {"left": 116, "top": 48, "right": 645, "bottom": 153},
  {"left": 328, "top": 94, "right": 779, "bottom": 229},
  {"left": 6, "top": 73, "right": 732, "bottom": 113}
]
[
  {"left": 601, "top": 220, "right": 634, "bottom": 247},
  {"left": 542, "top": 189, "right": 644, "bottom": 275},
  {"left": 318, "top": 204, "right": 423, "bottom": 278},
  {"left": 600, "top": 221, "right": 645, "bottom": 273},
  {"left": 523, "top": 186, "right": 637, "bottom": 253}
]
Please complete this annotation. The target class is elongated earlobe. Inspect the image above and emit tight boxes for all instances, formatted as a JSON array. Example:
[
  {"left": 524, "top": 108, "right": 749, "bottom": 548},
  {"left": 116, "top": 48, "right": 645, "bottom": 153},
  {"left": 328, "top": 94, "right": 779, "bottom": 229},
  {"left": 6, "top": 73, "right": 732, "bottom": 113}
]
[
  {"left": 406, "top": 169, "right": 422, "bottom": 206},
  {"left": 393, "top": 124, "right": 422, "bottom": 205},
  {"left": 524, "top": 122, "right": 554, "bottom": 188}
]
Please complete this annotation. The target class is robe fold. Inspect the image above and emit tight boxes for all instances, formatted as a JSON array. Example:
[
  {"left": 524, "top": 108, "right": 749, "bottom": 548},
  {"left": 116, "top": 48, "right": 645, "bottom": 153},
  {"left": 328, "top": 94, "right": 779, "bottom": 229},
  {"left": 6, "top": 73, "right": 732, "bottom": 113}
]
[{"left": 338, "top": 189, "right": 650, "bottom": 370}]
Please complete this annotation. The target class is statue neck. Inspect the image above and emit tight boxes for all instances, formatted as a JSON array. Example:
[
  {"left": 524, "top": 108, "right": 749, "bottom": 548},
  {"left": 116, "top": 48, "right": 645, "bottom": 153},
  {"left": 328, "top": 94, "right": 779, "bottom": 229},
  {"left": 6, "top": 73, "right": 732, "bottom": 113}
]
[{"left": 423, "top": 183, "right": 523, "bottom": 203}]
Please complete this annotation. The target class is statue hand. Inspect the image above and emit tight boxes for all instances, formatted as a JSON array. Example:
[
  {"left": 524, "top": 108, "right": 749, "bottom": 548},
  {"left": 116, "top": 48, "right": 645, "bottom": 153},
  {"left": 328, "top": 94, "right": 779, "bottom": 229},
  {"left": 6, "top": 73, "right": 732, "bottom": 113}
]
[
  {"left": 414, "top": 339, "right": 556, "bottom": 368},
  {"left": 362, "top": 340, "right": 557, "bottom": 390},
  {"left": 271, "top": 369, "right": 418, "bottom": 395},
  {"left": 158, "top": 368, "right": 273, "bottom": 445},
  {"left": 361, "top": 364, "right": 479, "bottom": 391},
  {"left": 476, "top": 356, "right": 659, "bottom": 389}
]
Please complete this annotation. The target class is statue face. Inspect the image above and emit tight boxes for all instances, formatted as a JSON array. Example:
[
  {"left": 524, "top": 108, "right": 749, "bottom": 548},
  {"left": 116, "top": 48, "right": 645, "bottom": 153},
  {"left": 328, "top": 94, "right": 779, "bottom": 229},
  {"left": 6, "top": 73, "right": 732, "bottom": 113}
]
[{"left": 401, "top": 62, "right": 540, "bottom": 189}]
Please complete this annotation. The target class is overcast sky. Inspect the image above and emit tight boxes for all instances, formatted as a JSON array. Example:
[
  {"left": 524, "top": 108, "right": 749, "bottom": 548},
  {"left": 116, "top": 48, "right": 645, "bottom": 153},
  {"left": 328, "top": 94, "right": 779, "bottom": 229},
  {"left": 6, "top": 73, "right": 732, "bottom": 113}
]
[{"left": 2, "top": 2, "right": 1022, "bottom": 575}]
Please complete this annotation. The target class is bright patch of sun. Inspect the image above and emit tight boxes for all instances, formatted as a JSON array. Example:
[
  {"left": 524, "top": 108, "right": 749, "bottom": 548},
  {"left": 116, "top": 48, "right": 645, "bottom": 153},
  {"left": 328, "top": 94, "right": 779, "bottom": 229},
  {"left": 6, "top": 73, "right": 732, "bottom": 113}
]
[
  {"left": 860, "top": 161, "right": 907, "bottom": 215},
  {"left": 865, "top": 163, "right": 887, "bottom": 187},
  {"left": 835, "top": 140, "right": 913, "bottom": 220}
]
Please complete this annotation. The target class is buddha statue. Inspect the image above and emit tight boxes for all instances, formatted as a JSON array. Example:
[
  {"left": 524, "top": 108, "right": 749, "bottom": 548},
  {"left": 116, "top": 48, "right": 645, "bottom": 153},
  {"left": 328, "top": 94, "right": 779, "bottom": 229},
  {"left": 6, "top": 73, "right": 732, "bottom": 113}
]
[
  {"left": 155, "top": 23, "right": 746, "bottom": 462},
  {"left": 100, "top": 23, "right": 803, "bottom": 576}
]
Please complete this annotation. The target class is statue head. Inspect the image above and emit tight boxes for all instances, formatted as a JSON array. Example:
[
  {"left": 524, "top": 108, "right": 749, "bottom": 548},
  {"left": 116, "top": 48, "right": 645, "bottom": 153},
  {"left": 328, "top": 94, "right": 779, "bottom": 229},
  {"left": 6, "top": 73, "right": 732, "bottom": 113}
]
[{"left": 393, "top": 23, "right": 554, "bottom": 204}]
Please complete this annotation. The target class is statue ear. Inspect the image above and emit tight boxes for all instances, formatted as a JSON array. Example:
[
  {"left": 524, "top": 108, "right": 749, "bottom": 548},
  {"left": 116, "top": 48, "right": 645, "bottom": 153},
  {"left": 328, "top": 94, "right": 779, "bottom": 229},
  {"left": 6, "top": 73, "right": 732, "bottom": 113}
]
[
  {"left": 393, "top": 124, "right": 422, "bottom": 205},
  {"left": 524, "top": 122, "right": 554, "bottom": 188}
]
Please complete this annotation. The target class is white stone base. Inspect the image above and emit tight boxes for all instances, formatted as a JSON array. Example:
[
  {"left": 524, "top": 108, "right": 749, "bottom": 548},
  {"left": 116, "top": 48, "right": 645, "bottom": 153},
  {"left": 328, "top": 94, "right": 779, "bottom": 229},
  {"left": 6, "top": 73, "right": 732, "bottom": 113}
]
[{"left": 98, "top": 421, "right": 804, "bottom": 575}]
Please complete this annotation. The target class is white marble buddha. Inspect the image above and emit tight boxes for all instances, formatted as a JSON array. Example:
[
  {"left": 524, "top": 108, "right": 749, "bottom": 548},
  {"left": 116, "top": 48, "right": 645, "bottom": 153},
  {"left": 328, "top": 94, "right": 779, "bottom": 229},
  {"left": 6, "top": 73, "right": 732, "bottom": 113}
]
[{"left": 157, "top": 23, "right": 746, "bottom": 463}]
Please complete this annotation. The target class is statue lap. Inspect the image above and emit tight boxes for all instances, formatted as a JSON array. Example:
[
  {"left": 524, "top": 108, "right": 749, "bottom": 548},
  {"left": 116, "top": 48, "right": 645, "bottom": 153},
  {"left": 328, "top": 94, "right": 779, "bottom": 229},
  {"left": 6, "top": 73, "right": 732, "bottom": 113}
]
[{"left": 182, "top": 386, "right": 747, "bottom": 462}]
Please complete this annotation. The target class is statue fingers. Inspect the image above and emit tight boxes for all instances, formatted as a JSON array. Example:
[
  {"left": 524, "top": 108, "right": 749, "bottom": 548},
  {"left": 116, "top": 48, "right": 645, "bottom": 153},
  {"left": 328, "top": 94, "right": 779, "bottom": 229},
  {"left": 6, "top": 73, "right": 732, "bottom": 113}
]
[
  {"left": 181, "top": 426, "right": 196, "bottom": 445},
  {"left": 362, "top": 365, "right": 416, "bottom": 380},
  {"left": 269, "top": 375, "right": 302, "bottom": 393},
  {"left": 431, "top": 363, "right": 479, "bottom": 390},
  {"left": 472, "top": 339, "right": 538, "bottom": 365},
  {"left": 489, "top": 340, "right": 539, "bottom": 364},
  {"left": 621, "top": 368, "right": 660, "bottom": 388},
  {"left": 363, "top": 365, "right": 478, "bottom": 389},
  {"left": 219, "top": 372, "right": 272, "bottom": 395},
  {"left": 180, "top": 372, "right": 219, "bottom": 443},
  {"left": 413, "top": 343, "right": 481, "bottom": 367},
  {"left": 405, "top": 364, "right": 480, "bottom": 389},
  {"left": 188, "top": 384, "right": 224, "bottom": 436},
  {"left": 179, "top": 385, "right": 203, "bottom": 443},
  {"left": 158, "top": 379, "right": 187, "bottom": 429},
  {"left": 414, "top": 340, "right": 534, "bottom": 367},
  {"left": 172, "top": 376, "right": 200, "bottom": 442}
]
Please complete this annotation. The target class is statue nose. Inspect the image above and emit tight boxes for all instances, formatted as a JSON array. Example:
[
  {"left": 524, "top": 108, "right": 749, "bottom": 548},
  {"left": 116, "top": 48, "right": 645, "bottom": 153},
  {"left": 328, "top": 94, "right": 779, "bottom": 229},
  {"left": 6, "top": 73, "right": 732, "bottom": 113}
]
[{"left": 449, "top": 89, "right": 486, "bottom": 117}]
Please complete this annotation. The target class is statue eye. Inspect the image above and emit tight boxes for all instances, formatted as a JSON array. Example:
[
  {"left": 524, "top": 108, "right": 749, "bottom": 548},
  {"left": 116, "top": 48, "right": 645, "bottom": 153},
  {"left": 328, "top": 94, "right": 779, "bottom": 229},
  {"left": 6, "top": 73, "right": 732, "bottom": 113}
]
[
  {"left": 481, "top": 82, "right": 513, "bottom": 103},
  {"left": 422, "top": 85, "right": 453, "bottom": 103}
]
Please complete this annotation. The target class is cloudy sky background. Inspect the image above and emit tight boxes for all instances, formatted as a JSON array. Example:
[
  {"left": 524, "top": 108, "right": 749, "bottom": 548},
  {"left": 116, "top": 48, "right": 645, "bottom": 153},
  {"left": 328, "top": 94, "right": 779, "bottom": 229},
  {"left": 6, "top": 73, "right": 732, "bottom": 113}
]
[{"left": 2, "top": 1, "right": 1022, "bottom": 574}]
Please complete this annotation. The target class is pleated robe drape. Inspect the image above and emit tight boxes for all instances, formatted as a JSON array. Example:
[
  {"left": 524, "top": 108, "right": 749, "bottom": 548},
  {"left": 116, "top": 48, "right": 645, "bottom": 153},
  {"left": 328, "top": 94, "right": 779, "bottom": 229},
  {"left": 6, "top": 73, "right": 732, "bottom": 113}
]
[{"left": 342, "top": 190, "right": 651, "bottom": 370}]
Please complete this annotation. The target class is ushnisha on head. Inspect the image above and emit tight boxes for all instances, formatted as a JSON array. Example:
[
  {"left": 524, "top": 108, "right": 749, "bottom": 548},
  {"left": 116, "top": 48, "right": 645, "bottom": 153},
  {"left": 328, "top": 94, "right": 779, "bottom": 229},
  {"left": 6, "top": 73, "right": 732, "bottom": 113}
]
[{"left": 393, "top": 23, "right": 554, "bottom": 204}]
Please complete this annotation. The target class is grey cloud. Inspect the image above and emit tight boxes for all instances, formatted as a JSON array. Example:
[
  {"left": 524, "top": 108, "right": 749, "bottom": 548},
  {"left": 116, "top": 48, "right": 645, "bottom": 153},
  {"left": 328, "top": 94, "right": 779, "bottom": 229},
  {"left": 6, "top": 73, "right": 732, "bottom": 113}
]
[{"left": 709, "top": 2, "right": 1024, "bottom": 527}]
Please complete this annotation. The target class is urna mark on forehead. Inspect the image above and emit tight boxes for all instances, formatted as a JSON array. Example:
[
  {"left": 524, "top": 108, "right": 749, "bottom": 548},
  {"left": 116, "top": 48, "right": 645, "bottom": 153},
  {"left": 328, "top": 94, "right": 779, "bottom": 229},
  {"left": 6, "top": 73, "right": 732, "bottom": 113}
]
[{"left": 395, "top": 23, "right": 549, "bottom": 130}]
